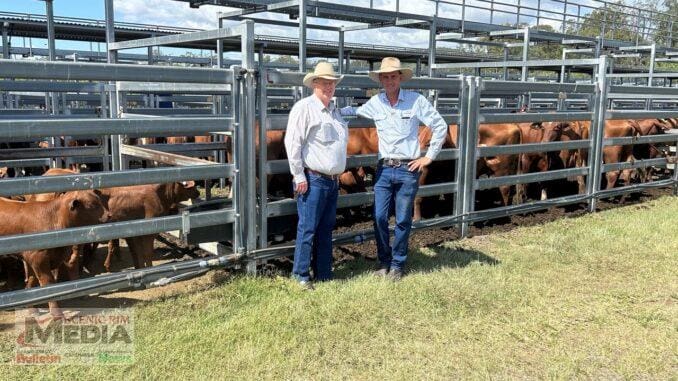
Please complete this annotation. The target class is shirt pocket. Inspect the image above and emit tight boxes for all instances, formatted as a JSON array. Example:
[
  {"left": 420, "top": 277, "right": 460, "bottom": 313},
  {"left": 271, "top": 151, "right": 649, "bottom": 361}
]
[
  {"left": 317, "top": 122, "right": 338, "bottom": 144},
  {"left": 397, "top": 110, "right": 415, "bottom": 135}
]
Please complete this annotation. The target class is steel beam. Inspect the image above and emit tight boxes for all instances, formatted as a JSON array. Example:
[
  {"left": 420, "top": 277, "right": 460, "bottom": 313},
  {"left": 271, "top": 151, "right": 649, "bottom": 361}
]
[
  {"left": 0, "top": 59, "right": 234, "bottom": 84},
  {"left": 0, "top": 165, "right": 232, "bottom": 197},
  {"left": 0, "top": 117, "right": 234, "bottom": 140}
]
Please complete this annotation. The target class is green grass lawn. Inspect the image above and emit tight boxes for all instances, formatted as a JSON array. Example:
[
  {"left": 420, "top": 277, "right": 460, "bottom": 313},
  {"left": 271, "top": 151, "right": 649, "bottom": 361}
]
[{"left": 1, "top": 196, "right": 677, "bottom": 379}]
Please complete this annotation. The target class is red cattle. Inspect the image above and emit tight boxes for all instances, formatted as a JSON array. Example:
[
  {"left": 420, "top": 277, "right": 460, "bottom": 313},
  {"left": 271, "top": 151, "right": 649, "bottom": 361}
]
[
  {"left": 448, "top": 123, "right": 523, "bottom": 207},
  {"left": 0, "top": 190, "right": 109, "bottom": 317},
  {"left": 602, "top": 120, "right": 636, "bottom": 189},
  {"left": 99, "top": 181, "right": 200, "bottom": 271},
  {"left": 630, "top": 119, "right": 672, "bottom": 182}
]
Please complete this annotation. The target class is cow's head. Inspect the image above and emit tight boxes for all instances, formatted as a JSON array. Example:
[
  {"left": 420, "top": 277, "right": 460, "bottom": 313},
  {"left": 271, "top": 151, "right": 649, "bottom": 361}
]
[
  {"left": 178, "top": 181, "right": 200, "bottom": 202},
  {"left": 59, "top": 190, "right": 110, "bottom": 228},
  {"left": 542, "top": 121, "right": 569, "bottom": 143}
]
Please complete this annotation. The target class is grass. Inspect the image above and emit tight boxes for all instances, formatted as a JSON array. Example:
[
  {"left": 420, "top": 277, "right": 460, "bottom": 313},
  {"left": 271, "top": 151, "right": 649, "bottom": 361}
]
[{"left": 1, "top": 196, "right": 677, "bottom": 379}]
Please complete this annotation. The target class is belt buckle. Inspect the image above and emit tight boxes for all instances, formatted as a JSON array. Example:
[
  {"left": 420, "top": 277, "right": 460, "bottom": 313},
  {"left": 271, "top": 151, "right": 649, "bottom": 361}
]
[{"left": 387, "top": 158, "right": 401, "bottom": 168}]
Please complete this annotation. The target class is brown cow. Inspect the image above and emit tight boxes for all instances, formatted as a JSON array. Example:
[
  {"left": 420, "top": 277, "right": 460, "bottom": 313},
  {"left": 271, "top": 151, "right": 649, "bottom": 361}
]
[
  {"left": 630, "top": 119, "right": 672, "bottom": 182},
  {"left": 0, "top": 190, "right": 109, "bottom": 317},
  {"left": 532, "top": 120, "right": 590, "bottom": 197},
  {"left": 448, "top": 123, "right": 523, "bottom": 207},
  {"left": 517, "top": 122, "right": 549, "bottom": 201},
  {"left": 99, "top": 181, "right": 200, "bottom": 271},
  {"left": 602, "top": 120, "right": 637, "bottom": 189}
]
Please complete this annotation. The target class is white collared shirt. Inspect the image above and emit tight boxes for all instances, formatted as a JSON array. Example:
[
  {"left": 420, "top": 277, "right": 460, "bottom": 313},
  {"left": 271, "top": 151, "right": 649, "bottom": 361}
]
[
  {"left": 341, "top": 89, "right": 448, "bottom": 160},
  {"left": 284, "top": 94, "right": 348, "bottom": 184}
]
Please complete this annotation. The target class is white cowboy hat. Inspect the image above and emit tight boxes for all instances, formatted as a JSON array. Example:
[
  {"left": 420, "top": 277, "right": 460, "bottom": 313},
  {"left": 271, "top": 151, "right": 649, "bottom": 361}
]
[
  {"left": 368, "top": 57, "right": 414, "bottom": 83},
  {"left": 302, "top": 61, "right": 344, "bottom": 88}
]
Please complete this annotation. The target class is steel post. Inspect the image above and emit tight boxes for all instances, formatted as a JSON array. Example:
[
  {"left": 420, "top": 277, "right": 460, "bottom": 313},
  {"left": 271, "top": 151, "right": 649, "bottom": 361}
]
[
  {"left": 105, "top": 0, "right": 122, "bottom": 171},
  {"left": 299, "top": 0, "right": 307, "bottom": 98},
  {"left": 459, "top": 77, "right": 480, "bottom": 237},
  {"left": 241, "top": 21, "right": 257, "bottom": 273},
  {"left": 586, "top": 56, "right": 609, "bottom": 212},
  {"left": 258, "top": 60, "right": 268, "bottom": 250},
  {"left": 646, "top": 43, "right": 655, "bottom": 110}
]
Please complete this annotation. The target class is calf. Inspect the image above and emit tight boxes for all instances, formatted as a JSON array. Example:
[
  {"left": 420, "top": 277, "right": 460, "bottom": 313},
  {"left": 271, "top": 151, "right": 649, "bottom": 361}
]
[
  {"left": 0, "top": 190, "right": 109, "bottom": 317},
  {"left": 99, "top": 181, "right": 200, "bottom": 271}
]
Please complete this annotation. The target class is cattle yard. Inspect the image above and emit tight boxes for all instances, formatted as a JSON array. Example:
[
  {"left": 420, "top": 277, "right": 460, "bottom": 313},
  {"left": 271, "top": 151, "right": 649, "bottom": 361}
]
[{"left": 0, "top": 0, "right": 677, "bottom": 313}]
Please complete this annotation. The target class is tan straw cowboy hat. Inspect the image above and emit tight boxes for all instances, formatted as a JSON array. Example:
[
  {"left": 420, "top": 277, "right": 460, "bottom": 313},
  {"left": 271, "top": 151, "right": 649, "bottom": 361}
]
[
  {"left": 368, "top": 57, "right": 414, "bottom": 83},
  {"left": 302, "top": 61, "right": 344, "bottom": 88}
]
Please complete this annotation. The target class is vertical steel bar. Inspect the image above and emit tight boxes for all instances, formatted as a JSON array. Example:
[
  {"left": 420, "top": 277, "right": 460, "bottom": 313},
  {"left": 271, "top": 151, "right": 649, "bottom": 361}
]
[
  {"left": 460, "top": 76, "right": 480, "bottom": 237},
  {"left": 241, "top": 21, "right": 257, "bottom": 273},
  {"left": 99, "top": 85, "right": 110, "bottom": 171},
  {"left": 646, "top": 43, "right": 655, "bottom": 110},
  {"left": 428, "top": 17, "right": 437, "bottom": 78},
  {"left": 1, "top": 22, "right": 8, "bottom": 110},
  {"left": 454, "top": 75, "right": 468, "bottom": 236},
  {"left": 586, "top": 56, "right": 609, "bottom": 213},
  {"left": 45, "top": 0, "right": 60, "bottom": 167},
  {"left": 231, "top": 66, "right": 243, "bottom": 256},
  {"left": 416, "top": 57, "right": 422, "bottom": 77},
  {"left": 338, "top": 30, "right": 345, "bottom": 107},
  {"left": 299, "top": 0, "right": 307, "bottom": 98},
  {"left": 258, "top": 53, "right": 268, "bottom": 250},
  {"left": 105, "top": 0, "right": 121, "bottom": 171}
]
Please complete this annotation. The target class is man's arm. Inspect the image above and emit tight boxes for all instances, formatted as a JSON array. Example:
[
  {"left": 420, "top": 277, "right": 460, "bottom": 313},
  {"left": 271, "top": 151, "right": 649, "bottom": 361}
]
[
  {"left": 407, "top": 95, "right": 449, "bottom": 172},
  {"left": 339, "top": 97, "right": 377, "bottom": 119},
  {"left": 284, "top": 103, "right": 309, "bottom": 193}
]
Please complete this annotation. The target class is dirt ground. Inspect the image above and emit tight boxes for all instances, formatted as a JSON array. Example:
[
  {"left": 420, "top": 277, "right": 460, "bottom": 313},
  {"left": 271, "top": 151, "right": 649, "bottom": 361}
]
[{"left": 0, "top": 184, "right": 674, "bottom": 326}]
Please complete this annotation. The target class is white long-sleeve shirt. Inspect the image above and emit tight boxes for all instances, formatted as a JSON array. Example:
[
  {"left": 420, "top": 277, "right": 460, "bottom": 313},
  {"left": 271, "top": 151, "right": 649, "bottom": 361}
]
[
  {"left": 341, "top": 89, "right": 448, "bottom": 161},
  {"left": 284, "top": 94, "right": 348, "bottom": 185}
]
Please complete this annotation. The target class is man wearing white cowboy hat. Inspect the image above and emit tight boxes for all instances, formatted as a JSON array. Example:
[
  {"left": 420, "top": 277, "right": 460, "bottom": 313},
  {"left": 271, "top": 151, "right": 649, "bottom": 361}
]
[
  {"left": 284, "top": 61, "right": 348, "bottom": 290},
  {"left": 342, "top": 56, "right": 447, "bottom": 281}
]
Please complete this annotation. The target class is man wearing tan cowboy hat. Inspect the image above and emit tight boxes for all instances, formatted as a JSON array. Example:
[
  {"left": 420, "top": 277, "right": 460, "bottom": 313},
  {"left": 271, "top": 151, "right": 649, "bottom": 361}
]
[
  {"left": 284, "top": 61, "right": 348, "bottom": 290},
  {"left": 342, "top": 57, "right": 447, "bottom": 281}
]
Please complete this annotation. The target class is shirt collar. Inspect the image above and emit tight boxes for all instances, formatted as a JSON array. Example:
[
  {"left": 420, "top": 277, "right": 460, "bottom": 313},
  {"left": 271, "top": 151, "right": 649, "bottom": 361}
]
[
  {"left": 311, "top": 94, "right": 335, "bottom": 112},
  {"left": 379, "top": 88, "right": 405, "bottom": 106}
]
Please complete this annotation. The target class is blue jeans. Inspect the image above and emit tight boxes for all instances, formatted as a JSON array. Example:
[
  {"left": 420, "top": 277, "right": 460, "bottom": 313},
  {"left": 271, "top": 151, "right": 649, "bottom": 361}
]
[
  {"left": 373, "top": 164, "right": 420, "bottom": 271},
  {"left": 292, "top": 172, "right": 339, "bottom": 282}
]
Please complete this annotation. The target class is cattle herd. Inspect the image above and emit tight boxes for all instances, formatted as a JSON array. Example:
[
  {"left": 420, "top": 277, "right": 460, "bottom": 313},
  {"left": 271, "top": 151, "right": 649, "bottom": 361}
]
[{"left": 0, "top": 116, "right": 676, "bottom": 316}]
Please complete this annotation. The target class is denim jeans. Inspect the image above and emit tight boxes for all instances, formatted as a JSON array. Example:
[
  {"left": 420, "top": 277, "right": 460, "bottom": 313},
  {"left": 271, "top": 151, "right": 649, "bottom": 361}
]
[
  {"left": 292, "top": 172, "right": 339, "bottom": 282},
  {"left": 373, "top": 164, "right": 420, "bottom": 271}
]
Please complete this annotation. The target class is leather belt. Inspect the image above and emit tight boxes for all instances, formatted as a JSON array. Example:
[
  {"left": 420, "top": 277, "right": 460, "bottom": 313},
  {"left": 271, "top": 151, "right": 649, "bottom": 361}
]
[
  {"left": 379, "top": 158, "right": 413, "bottom": 167},
  {"left": 305, "top": 168, "right": 339, "bottom": 181}
]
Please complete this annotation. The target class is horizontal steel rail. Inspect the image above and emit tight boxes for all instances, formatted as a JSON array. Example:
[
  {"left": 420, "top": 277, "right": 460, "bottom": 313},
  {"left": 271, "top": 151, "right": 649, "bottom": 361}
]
[
  {"left": 0, "top": 208, "right": 235, "bottom": 255},
  {"left": 0, "top": 165, "right": 232, "bottom": 197},
  {"left": 433, "top": 58, "right": 602, "bottom": 70},
  {"left": 121, "top": 145, "right": 215, "bottom": 166},
  {"left": 479, "top": 111, "right": 593, "bottom": 124},
  {"left": 139, "top": 142, "right": 228, "bottom": 153},
  {"left": 603, "top": 134, "right": 678, "bottom": 146},
  {"left": 0, "top": 117, "right": 234, "bottom": 140},
  {"left": 606, "top": 110, "right": 678, "bottom": 121},
  {"left": 478, "top": 140, "right": 590, "bottom": 157},
  {"left": 116, "top": 82, "right": 231, "bottom": 94},
  {"left": 0, "top": 254, "right": 239, "bottom": 310},
  {"left": 482, "top": 81, "right": 596, "bottom": 94},
  {"left": 594, "top": 179, "right": 676, "bottom": 199},
  {"left": 602, "top": 158, "right": 669, "bottom": 172},
  {"left": 0, "top": 80, "right": 107, "bottom": 93},
  {"left": 0, "top": 146, "right": 104, "bottom": 160},
  {"left": 476, "top": 167, "right": 589, "bottom": 190},
  {"left": 0, "top": 59, "right": 234, "bottom": 84},
  {"left": 0, "top": 158, "right": 50, "bottom": 168},
  {"left": 109, "top": 27, "right": 242, "bottom": 50},
  {"left": 267, "top": 70, "right": 464, "bottom": 91},
  {"left": 609, "top": 85, "right": 678, "bottom": 96}
]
